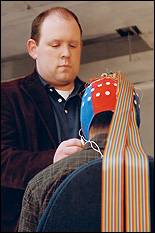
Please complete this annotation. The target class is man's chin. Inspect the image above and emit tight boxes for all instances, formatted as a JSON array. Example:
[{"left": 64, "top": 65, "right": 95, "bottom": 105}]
[
  {"left": 54, "top": 76, "right": 75, "bottom": 90},
  {"left": 58, "top": 73, "right": 76, "bottom": 82}
]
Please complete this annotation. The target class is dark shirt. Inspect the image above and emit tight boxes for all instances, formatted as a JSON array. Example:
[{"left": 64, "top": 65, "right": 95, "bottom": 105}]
[{"left": 37, "top": 71, "right": 84, "bottom": 144}]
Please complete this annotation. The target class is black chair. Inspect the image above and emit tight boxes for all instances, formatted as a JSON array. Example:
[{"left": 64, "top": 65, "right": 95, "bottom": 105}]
[
  {"left": 36, "top": 158, "right": 102, "bottom": 232},
  {"left": 36, "top": 157, "right": 154, "bottom": 232}
]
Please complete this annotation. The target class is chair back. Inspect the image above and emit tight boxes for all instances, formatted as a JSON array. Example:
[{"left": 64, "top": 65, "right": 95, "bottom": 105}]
[
  {"left": 37, "top": 157, "right": 154, "bottom": 232},
  {"left": 37, "top": 158, "right": 102, "bottom": 232}
]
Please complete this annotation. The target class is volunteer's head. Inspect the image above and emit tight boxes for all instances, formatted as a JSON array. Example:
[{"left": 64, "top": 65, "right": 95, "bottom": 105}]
[{"left": 80, "top": 72, "right": 140, "bottom": 141}]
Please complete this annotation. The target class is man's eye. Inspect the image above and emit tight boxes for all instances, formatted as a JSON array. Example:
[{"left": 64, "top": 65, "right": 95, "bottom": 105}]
[
  {"left": 70, "top": 44, "right": 76, "bottom": 48},
  {"left": 51, "top": 44, "right": 60, "bottom": 47}
]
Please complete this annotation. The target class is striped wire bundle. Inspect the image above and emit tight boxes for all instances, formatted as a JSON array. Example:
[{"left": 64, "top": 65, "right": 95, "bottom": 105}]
[{"left": 101, "top": 71, "right": 151, "bottom": 232}]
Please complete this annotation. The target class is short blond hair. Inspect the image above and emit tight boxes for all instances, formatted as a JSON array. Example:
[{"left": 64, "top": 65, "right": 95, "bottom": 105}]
[{"left": 31, "top": 7, "right": 82, "bottom": 45}]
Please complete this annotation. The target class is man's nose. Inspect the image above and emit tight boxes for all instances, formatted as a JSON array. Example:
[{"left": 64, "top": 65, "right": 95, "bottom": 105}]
[{"left": 61, "top": 45, "right": 71, "bottom": 58}]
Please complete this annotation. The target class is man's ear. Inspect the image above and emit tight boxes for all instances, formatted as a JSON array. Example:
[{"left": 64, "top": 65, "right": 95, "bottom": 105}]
[
  {"left": 27, "top": 39, "right": 37, "bottom": 60},
  {"left": 80, "top": 41, "right": 83, "bottom": 49}
]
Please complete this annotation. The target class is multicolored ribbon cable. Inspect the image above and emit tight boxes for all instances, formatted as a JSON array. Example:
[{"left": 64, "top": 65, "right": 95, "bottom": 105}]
[{"left": 101, "top": 71, "right": 151, "bottom": 232}]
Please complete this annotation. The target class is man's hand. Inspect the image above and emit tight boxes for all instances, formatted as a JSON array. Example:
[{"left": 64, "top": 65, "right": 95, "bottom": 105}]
[{"left": 53, "top": 138, "right": 84, "bottom": 163}]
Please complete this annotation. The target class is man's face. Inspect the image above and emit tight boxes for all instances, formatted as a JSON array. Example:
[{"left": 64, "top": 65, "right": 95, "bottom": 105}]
[{"left": 35, "top": 14, "right": 82, "bottom": 90}]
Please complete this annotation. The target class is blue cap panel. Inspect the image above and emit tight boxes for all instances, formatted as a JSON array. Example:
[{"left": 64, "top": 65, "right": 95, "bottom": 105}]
[{"left": 80, "top": 84, "right": 94, "bottom": 140}]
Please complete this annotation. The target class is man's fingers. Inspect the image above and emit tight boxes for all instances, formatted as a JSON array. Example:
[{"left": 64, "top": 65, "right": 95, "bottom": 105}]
[
  {"left": 63, "top": 138, "right": 84, "bottom": 148},
  {"left": 53, "top": 138, "right": 85, "bottom": 163},
  {"left": 64, "top": 145, "right": 83, "bottom": 155}
]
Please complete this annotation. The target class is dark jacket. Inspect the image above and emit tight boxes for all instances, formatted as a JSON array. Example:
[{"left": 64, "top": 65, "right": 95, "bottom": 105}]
[{"left": 1, "top": 69, "right": 84, "bottom": 232}]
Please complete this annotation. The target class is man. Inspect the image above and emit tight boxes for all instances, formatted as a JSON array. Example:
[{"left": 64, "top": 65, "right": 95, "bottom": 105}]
[
  {"left": 18, "top": 71, "right": 153, "bottom": 232},
  {"left": 1, "top": 7, "right": 85, "bottom": 232}
]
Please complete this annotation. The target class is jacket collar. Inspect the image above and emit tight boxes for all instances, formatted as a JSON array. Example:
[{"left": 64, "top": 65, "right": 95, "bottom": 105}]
[{"left": 20, "top": 69, "right": 59, "bottom": 147}]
